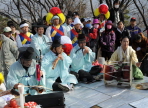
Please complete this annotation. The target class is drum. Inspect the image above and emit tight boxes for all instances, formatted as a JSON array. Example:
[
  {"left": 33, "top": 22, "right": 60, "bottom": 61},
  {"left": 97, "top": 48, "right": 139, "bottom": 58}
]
[
  {"left": 122, "top": 65, "right": 130, "bottom": 81},
  {"left": 104, "top": 65, "right": 114, "bottom": 81}
]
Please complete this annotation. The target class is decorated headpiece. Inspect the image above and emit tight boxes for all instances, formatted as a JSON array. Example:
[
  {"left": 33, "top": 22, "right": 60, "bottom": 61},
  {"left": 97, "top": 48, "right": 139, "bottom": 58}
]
[
  {"left": 46, "top": 7, "right": 65, "bottom": 25},
  {"left": 0, "top": 73, "right": 4, "bottom": 85},
  {"left": 94, "top": 4, "right": 110, "bottom": 19}
]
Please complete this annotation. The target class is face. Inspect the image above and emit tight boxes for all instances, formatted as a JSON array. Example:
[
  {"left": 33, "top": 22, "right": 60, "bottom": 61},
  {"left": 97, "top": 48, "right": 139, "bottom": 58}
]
[
  {"left": 37, "top": 27, "right": 44, "bottom": 35},
  {"left": 118, "top": 22, "right": 124, "bottom": 29},
  {"left": 74, "top": 24, "right": 81, "bottom": 29},
  {"left": 79, "top": 40, "right": 86, "bottom": 48},
  {"left": 121, "top": 38, "right": 129, "bottom": 50},
  {"left": 130, "top": 21, "right": 136, "bottom": 27},
  {"left": 53, "top": 18, "right": 60, "bottom": 25},
  {"left": 55, "top": 45, "right": 63, "bottom": 54},
  {"left": 4, "top": 32, "right": 12, "bottom": 38},
  {"left": 67, "top": 18, "right": 72, "bottom": 25},
  {"left": 10, "top": 26, "right": 16, "bottom": 33},
  {"left": 99, "top": 14, "right": 105, "bottom": 21},
  {"left": 21, "top": 59, "right": 32, "bottom": 67},
  {"left": 21, "top": 26, "right": 29, "bottom": 33},
  {"left": 114, "top": 3, "right": 120, "bottom": 7}
]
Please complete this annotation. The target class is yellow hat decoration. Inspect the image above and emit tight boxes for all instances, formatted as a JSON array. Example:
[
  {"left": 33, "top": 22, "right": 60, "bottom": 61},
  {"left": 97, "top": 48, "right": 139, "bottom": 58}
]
[{"left": 0, "top": 73, "right": 4, "bottom": 85}]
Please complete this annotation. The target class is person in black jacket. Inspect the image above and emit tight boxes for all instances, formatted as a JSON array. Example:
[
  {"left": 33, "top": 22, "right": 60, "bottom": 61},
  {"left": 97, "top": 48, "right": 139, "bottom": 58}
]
[
  {"left": 115, "top": 21, "right": 130, "bottom": 49},
  {"left": 109, "top": 0, "right": 124, "bottom": 27}
]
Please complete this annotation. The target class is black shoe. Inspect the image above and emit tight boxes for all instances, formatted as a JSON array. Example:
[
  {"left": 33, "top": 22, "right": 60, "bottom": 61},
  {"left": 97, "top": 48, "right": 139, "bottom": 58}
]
[{"left": 58, "top": 83, "right": 69, "bottom": 92}]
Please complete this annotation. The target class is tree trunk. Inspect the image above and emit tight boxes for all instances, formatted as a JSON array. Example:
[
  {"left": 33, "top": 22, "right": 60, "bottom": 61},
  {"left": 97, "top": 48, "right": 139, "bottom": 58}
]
[{"left": 90, "top": 0, "right": 95, "bottom": 17}]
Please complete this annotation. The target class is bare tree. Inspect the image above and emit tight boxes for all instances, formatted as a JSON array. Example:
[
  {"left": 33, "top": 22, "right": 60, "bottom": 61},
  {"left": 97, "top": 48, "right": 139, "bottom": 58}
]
[
  {"left": 0, "top": 0, "right": 87, "bottom": 25},
  {"left": 133, "top": 0, "right": 148, "bottom": 37}
]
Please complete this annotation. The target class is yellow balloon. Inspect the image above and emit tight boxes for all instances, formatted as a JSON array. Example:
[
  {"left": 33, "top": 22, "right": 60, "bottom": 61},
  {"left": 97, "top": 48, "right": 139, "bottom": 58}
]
[
  {"left": 57, "top": 13, "right": 66, "bottom": 25},
  {"left": 105, "top": 11, "right": 110, "bottom": 19},
  {"left": 46, "top": 13, "right": 53, "bottom": 25},
  {"left": 94, "top": 8, "right": 100, "bottom": 17},
  {"left": 0, "top": 73, "right": 4, "bottom": 84}
]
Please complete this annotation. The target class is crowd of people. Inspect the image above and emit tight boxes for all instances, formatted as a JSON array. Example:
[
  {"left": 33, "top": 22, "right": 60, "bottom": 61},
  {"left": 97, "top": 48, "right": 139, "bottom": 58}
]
[{"left": 0, "top": 0, "right": 148, "bottom": 95}]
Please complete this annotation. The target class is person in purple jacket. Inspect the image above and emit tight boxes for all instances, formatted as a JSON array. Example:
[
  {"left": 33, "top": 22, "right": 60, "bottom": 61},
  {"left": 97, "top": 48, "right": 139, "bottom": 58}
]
[{"left": 100, "top": 20, "right": 116, "bottom": 60}]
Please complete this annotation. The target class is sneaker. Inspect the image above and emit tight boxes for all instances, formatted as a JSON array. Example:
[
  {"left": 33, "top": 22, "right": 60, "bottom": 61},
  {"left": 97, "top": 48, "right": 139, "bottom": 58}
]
[{"left": 58, "top": 83, "right": 70, "bottom": 92}]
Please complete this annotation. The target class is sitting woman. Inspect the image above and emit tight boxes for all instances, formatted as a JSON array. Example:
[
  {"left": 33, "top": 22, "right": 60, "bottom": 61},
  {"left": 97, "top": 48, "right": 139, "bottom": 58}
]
[{"left": 109, "top": 36, "right": 143, "bottom": 80}]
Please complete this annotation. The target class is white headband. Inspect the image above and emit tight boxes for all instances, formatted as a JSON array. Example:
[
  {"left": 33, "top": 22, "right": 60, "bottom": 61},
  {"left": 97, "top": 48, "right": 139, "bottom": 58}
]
[{"left": 20, "top": 23, "right": 29, "bottom": 28}]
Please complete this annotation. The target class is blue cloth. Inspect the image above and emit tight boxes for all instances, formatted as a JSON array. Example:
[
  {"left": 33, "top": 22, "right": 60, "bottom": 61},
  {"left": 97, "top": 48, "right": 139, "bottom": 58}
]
[
  {"left": 126, "top": 25, "right": 141, "bottom": 41},
  {"left": 19, "top": 33, "right": 32, "bottom": 44},
  {"left": 41, "top": 50, "right": 78, "bottom": 90},
  {"left": 31, "top": 33, "right": 50, "bottom": 58},
  {"left": 70, "top": 45, "right": 95, "bottom": 72},
  {"left": 7, "top": 60, "right": 45, "bottom": 95}
]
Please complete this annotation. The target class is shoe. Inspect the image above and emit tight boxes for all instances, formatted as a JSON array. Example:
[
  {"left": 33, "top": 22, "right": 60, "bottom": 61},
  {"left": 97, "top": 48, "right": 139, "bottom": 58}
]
[
  {"left": 58, "top": 83, "right": 69, "bottom": 92},
  {"left": 93, "top": 75, "right": 103, "bottom": 81},
  {"left": 68, "top": 84, "right": 74, "bottom": 91}
]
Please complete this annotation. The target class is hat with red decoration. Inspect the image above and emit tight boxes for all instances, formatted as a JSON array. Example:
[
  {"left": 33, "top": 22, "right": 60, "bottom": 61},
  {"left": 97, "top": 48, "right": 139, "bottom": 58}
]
[
  {"left": 46, "top": 7, "right": 65, "bottom": 25},
  {"left": 130, "top": 17, "right": 136, "bottom": 21},
  {"left": 94, "top": 4, "right": 110, "bottom": 19}
]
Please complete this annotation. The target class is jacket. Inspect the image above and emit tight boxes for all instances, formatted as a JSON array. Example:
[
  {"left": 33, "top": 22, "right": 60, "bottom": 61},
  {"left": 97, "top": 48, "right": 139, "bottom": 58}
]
[
  {"left": 100, "top": 30, "right": 116, "bottom": 52},
  {"left": 0, "top": 34, "right": 19, "bottom": 79}
]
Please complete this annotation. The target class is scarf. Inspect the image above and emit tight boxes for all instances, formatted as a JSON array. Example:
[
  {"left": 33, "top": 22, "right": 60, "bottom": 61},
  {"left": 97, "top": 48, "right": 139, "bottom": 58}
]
[{"left": 117, "top": 46, "right": 133, "bottom": 62}]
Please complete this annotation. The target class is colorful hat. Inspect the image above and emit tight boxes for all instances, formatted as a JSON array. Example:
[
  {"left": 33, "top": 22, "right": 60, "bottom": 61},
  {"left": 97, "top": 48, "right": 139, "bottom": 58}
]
[
  {"left": 94, "top": 4, "right": 110, "bottom": 19},
  {"left": 61, "top": 36, "right": 73, "bottom": 55},
  {"left": 46, "top": 7, "right": 65, "bottom": 25},
  {"left": 130, "top": 17, "right": 136, "bottom": 21},
  {"left": 92, "top": 19, "right": 100, "bottom": 24},
  {"left": 106, "top": 20, "right": 113, "bottom": 25}
]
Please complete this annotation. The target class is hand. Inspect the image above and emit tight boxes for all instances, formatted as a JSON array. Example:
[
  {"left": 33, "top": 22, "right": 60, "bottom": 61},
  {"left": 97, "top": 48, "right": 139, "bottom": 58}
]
[
  {"left": 103, "top": 42, "right": 106, "bottom": 46},
  {"left": 14, "top": 83, "right": 24, "bottom": 89},
  {"left": 83, "top": 47, "right": 89, "bottom": 55},
  {"left": 136, "top": 62, "right": 142, "bottom": 67},
  {"left": 58, "top": 54, "right": 63, "bottom": 60},
  {"left": 40, "top": 71, "right": 43, "bottom": 77},
  {"left": 137, "top": 47, "right": 141, "bottom": 51}
]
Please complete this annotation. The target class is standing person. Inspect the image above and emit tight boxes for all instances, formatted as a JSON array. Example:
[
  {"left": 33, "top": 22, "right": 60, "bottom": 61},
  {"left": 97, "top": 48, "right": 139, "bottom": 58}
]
[
  {"left": 109, "top": 0, "right": 124, "bottom": 27},
  {"left": 63, "top": 16, "right": 73, "bottom": 34},
  {"left": 83, "top": 17, "right": 92, "bottom": 47},
  {"left": 0, "top": 30, "right": 18, "bottom": 80},
  {"left": 31, "top": 23, "right": 50, "bottom": 59},
  {"left": 89, "top": 18, "right": 100, "bottom": 52},
  {"left": 68, "top": 17, "right": 84, "bottom": 47},
  {"left": 2, "top": 27, "right": 15, "bottom": 42},
  {"left": 72, "top": 12, "right": 79, "bottom": 19},
  {"left": 45, "top": 7, "right": 67, "bottom": 42},
  {"left": 7, "top": 47, "right": 45, "bottom": 95},
  {"left": 126, "top": 17, "right": 141, "bottom": 44},
  {"left": 115, "top": 21, "right": 130, "bottom": 49},
  {"left": 94, "top": 4, "right": 110, "bottom": 33},
  {"left": 100, "top": 20, "right": 116, "bottom": 60},
  {"left": 7, "top": 21, "right": 20, "bottom": 41},
  {"left": 41, "top": 36, "right": 78, "bottom": 92},
  {"left": 70, "top": 34, "right": 102, "bottom": 83},
  {"left": 132, "top": 33, "right": 148, "bottom": 61},
  {"left": 16, "top": 21, "right": 33, "bottom": 48}
]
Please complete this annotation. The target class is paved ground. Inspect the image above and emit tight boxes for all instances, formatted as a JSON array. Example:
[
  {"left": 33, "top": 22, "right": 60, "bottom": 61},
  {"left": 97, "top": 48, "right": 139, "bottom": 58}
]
[{"left": 65, "top": 77, "right": 148, "bottom": 108}]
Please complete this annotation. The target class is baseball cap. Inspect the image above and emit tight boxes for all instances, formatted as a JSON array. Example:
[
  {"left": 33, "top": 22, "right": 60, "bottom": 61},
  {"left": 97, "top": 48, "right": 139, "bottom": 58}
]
[{"left": 3, "top": 27, "right": 12, "bottom": 32}]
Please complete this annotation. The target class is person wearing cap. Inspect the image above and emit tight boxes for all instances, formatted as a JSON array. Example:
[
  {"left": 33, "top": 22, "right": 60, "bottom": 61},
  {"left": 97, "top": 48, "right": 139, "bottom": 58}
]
[
  {"left": 126, "top": 17, "right": 141, "bottom": 44},
  {"left": 70, "top": 34, "right": 102, "bottom": 83},
  {"left": 83, "top": 17, "right": 93, "bottom": 47},
  {"left": 68, "top": 17, "right": 84, "bottom": 47},
  {"left": 100, "top": 20, "right": 116, "bottom": 60},
  {"left": 132, "top": 33, "right": 148, "bottom": 61},
  {"left": 7, "top": 21, "right": 20, "bottom": 40},
  {"left": 45, "top": 7, "right": 67, "bottom": 42},
  {"left": 62, "top": 16, "right": 73, "bottom": 34},
  {"left": 41, "top": 36, "right": 78, "bottom": 92},
  {"left": 109, "top": 0, "right": 124, "bottom": 26},
  {"left": 89, "top": 18, "right": 100, "bottom": 52},
  {"left": 114, "top": 21, "right": 131, "bottom": 49},
  {"left": 72, "top": 12, "right": 79, "bottom": 19},
  {"left": 16, "top": 21, "right": 33, "bottom": 49},
  {"left": 7, "top": 47, "right": 45, "bottom": 95},
  {"left": 0, "top": 29, "right": 19, "bottom": 80},
  {"left": 31, "top": 23, "right": 50, "bottom": 59}
]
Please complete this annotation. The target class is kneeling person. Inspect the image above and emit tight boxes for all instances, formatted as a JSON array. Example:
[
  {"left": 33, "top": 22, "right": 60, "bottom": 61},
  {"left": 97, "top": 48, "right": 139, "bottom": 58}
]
[
  {"left": 7, "top": 47, "right": 44, "bottom": 95},
  {"left": 41, "top": 36, "right": 78, "bottom": 92},
  {"left": 70, "top": 34, "right": 102, "bottom": 83}
]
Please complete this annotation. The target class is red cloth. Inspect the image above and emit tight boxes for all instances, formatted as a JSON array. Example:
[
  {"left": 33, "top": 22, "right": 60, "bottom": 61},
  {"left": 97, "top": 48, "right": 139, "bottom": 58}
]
[{"left": 89, "top": 28, "right": 98, "bottom": 39}]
